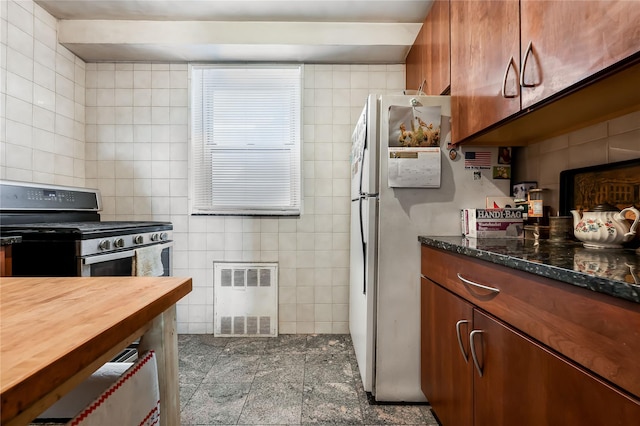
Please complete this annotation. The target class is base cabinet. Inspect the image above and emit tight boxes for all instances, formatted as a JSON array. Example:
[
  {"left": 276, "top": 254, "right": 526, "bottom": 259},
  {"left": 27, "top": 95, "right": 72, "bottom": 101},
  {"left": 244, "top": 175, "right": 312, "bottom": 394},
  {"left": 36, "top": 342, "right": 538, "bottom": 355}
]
[
  {"left": 420, "top": 246, "right": 640, "bottom": 426},
  {"left": 421, "top": 277, "right": 472, "bottom": 426},
  {"left": 1, "top": 245, "right": 12, "bottom": 277},
  {"left": 473, "top": 310, "right": 640, "bottom": 425}
]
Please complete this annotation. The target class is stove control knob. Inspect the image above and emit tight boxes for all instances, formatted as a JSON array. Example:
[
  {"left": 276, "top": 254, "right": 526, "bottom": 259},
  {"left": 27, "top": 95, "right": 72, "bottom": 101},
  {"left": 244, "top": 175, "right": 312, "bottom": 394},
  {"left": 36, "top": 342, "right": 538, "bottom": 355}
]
[
  {"left": 159, "top": 232, "right": 168, "bottom": 241},
  {"left": 151, "top": 233, "right": 160, "bottom": 241},
  {"left": 134, "top": 235, "right": 144, "bottom": 244},
  {"left": 114, "top": 238, "right": 125, "bottom": 248},
  {"left": 98, "top": 239, "right": 111, "bottom": 250}
]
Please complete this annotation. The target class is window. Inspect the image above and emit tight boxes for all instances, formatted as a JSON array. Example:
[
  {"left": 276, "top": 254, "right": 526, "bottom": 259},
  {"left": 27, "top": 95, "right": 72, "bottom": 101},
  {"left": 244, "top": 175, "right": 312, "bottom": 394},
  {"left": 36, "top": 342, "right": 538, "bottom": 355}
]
[{"left": 190, "top": 64, "right": 302, "bottom": 215}]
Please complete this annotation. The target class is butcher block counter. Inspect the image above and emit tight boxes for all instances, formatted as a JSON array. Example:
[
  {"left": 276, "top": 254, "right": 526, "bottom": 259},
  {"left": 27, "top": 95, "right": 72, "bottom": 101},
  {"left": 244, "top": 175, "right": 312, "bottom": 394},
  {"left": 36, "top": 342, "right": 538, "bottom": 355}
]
[{"left": 0, "top": 276, "right": 192, "bottom": 426}]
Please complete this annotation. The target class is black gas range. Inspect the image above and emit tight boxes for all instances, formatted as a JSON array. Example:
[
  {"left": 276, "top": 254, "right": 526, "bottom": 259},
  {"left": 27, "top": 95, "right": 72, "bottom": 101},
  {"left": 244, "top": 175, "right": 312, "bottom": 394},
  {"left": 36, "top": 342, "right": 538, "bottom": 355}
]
[{"left": 0, "top": 180, "right": 173, "bottom": 277}]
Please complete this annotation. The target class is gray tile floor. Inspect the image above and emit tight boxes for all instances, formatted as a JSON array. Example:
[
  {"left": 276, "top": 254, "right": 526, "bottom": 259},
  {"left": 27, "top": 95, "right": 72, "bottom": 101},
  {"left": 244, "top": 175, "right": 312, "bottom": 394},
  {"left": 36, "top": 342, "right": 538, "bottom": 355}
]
[{"left": 178, "top": 334, "right": 440, "bottom": 425}]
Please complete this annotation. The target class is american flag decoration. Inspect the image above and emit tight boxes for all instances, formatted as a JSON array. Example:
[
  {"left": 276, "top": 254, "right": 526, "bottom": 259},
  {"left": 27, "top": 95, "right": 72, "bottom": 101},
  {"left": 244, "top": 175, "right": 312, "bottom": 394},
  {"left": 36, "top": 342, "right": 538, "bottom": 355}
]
[{"left": 464, "top": 151, "right": 492, "bottom": 169}]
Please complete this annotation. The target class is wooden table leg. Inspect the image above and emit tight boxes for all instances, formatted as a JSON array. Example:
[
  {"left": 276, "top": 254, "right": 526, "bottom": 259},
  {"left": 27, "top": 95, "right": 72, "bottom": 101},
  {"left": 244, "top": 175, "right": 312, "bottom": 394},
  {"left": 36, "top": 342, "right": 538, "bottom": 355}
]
[{"left": 139, "top": 305, "right": 179, "bottom": 426}]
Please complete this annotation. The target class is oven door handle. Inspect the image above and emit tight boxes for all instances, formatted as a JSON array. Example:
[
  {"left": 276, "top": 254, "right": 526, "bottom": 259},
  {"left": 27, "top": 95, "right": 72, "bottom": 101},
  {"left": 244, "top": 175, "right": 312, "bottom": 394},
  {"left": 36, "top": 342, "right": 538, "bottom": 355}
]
[{"left": 82, "top": 242, "right": 173, "bottom": 265}]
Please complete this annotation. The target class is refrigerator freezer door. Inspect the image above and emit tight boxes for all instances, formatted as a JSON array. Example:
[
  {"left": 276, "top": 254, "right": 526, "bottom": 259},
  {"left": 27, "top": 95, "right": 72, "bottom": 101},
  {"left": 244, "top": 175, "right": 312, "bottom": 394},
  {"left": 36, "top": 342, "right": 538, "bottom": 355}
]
[
  {"left": 350, "top": 94, "right": 380, "bottom": 199},
  {"left": 361, "top": 94, "right": 379, "bottom": 196},
  {"left": 351, "top": 104, "right": 367, "bottom": 201}
]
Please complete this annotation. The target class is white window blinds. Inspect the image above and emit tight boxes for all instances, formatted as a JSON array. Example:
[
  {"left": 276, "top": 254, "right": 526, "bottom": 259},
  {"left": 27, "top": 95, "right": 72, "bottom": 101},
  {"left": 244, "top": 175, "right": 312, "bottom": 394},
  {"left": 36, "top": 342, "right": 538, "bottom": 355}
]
[{"left": 191, "top": 65, "right": 302, "bottom": 215}]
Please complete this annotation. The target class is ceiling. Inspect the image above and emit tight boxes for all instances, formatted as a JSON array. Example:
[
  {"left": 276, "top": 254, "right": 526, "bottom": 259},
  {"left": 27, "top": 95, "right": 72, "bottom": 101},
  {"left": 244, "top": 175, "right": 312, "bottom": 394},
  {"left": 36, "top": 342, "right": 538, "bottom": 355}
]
[{"left": 35, "top": 0, "right": 433, "bottom": 63}]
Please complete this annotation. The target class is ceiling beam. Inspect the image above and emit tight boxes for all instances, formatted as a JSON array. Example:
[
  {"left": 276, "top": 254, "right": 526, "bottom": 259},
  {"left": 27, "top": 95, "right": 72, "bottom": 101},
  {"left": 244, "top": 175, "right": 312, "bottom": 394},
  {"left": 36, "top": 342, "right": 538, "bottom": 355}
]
[{"left": 57, "top": 20, "right": 421, "bottom": 63}]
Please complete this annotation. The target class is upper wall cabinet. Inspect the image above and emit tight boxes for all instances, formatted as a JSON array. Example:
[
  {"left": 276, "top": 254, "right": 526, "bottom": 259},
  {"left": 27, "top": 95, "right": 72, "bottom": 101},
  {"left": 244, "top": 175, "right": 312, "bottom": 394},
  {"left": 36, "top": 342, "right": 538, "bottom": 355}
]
[
  {"left": 450, "top": 0, "right": 520, "bottom": 143},
  {"left": 405, "top": 25, "right": 424, "bottom": 91},
  {"left": 450, "top": 0, "right": 640, "bottom": 145},
  {"left": 406, "top": 0, "right": 450, "bottom": 95},
  {"left": 519, "top": 0, "right": 640, "bottom": 109}
]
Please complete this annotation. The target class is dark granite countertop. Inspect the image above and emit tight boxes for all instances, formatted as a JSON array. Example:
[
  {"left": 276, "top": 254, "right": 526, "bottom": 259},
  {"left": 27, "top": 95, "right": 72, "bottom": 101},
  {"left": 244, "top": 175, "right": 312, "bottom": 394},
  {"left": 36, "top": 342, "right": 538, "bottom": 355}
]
[
  {"left": 1, "top": 236, "right": 22, "bottom": 246},
  {"left": 418, "top": 236, "right": 640, "bottom": 304}
]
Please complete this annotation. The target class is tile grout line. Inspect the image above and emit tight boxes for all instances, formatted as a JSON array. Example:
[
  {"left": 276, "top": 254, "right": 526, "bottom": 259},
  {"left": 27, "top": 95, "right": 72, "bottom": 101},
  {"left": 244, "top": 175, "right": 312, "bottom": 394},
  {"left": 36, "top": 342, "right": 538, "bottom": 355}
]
[
  {"left": 178, "top": 335, "right": 436, "bottom": 425},
  {"left": 234, "top": 352, "right": 257, "bottom": 425}
]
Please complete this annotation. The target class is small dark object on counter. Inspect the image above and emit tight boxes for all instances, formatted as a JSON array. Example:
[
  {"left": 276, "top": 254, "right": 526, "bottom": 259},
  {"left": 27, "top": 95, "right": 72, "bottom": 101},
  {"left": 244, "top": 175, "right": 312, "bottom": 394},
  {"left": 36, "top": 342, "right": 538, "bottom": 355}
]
[
  {"left": 549, "top": 216, "right": 573, "bottom": 241},
  {"left": 524, "top": 224, "right": 549, "bottom": 241}
]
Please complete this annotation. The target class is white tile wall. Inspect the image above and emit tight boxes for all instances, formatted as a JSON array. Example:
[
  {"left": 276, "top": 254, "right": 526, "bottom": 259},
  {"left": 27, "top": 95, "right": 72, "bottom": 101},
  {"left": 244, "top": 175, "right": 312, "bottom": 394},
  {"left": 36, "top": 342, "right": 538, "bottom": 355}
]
[
  {"left": 513, "top": 110, "right": 640, "bottom": 213},
  {"left": 0, "top": 0, "right": 85, "bottom": 186},
  {"left": 85, "top": 62, "right": 405, "bottom": 334},
  {"left": 15, "top": 0, "right": 637, "bottom": 335}
]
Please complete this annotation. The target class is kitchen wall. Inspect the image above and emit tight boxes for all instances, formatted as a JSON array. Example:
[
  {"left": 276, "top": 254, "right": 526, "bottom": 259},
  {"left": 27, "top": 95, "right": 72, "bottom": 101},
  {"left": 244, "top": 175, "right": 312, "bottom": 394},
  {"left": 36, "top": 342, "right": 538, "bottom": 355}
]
[
  {"left": 5, "top": 0, "right": 638, "bottom": 335},
  {"left": 1, "top": 0, "right": 405, "bottom": 334},
  {"left": 85, "top": 63, "right": 406, "bottom": 334},
  {"left": 0, "top": 0, "right": 86, "bottom": 186},
  {"left": 513, "top": 110, "right": 640, "bottom": 213}
]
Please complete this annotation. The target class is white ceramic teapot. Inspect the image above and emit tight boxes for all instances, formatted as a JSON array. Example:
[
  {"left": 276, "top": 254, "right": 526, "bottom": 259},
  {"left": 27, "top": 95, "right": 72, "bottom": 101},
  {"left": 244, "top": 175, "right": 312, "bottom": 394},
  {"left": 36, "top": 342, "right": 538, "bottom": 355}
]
[{"left": 571, "top": 203, "right": 640, "bottom": 249}]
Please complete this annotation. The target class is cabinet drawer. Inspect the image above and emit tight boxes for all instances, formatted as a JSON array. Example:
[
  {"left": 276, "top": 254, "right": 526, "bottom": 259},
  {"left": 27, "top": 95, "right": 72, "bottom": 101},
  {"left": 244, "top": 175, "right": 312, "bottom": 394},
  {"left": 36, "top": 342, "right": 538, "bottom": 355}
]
[{"left": 421, "top": 245, "right": 640, "bottom": 398}]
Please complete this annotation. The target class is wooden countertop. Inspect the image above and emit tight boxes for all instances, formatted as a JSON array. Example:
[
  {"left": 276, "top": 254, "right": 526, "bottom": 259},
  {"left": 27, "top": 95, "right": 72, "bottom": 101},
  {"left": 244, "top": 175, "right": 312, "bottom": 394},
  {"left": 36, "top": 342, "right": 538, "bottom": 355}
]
[{"left": 0, "top": 276, "right": 192, "bottom": 424}]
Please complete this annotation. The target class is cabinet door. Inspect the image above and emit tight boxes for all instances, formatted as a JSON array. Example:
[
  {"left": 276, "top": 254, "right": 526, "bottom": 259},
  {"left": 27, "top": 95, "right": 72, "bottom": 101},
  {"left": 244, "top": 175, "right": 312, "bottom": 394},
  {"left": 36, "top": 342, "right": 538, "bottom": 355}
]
[
  {"left": 1, "top": 246, "right": 12, "bottom": 277},
  {"left": 420, "top": 0, "right": 450, "bottom": 95},
  {"left": 520, "top": 0, "right": 640, "bottom": 109},
  {"left": 450, "top": 0, "right": 520, "bottom": 143},
  {"left": 406, "top": 0, "right": 450, "bottom": 95},
  {"left": 472, "top": 310, "right": 640, "bottom": 426},
  {"left": 421, "top": 277, "right": 473, "bottom": 426},
  {"left": 405, "top": 25, "right": 424, "bottom": 91}
]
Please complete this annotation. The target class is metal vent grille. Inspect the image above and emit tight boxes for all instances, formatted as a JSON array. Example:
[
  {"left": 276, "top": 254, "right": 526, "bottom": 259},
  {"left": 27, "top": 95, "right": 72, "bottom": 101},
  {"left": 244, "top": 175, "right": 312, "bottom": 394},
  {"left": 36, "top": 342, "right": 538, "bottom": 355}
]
[{"left": 214, "top": 262, "right": 278, "bottom": 337}]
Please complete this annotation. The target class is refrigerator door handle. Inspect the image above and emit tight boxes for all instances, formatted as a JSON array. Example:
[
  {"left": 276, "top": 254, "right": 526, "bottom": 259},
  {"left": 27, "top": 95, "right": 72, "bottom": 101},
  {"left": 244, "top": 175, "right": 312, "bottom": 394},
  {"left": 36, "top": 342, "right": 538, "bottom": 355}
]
[
  {"left": 359, "top": 196, "right": 367, "bottom": 295},
  {"left": 351, "top": 192, "right": 378, "bottom": 202}
]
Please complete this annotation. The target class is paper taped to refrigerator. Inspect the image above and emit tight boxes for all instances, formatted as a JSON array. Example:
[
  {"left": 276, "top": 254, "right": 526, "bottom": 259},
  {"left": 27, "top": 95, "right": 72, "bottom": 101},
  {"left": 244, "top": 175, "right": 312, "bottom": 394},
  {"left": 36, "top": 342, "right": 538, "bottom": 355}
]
[
  {"left": 388, "top": 147, "right": 441, "bottom": 188},
  {"left": 388, "top": 105, "right": 441, "bottom": 148}
]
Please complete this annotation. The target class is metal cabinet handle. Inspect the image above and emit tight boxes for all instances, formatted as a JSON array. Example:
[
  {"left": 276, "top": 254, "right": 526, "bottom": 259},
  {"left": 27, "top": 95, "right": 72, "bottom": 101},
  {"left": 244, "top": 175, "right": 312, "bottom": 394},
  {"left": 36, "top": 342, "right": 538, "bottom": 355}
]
[
  {"left": 520, "top": 40, "right": 535, "bottom": 88},
  {"left": 418, "top": 79, "right": 427, "bottom": 94},
  {"left": 83, "top": 249, "right": 135, "bottom": 265},
  {"left": 501, "top": 56, "right": 518, "bottom": 98},
  {"left": 456, "top": 320, "right": 469, "bottom": 362},
  {"left": 470, "top": 330, "right": 484, "bottom": 377},
  {"left": 456, "top": 273, "right": 500, "bottom": 293}
]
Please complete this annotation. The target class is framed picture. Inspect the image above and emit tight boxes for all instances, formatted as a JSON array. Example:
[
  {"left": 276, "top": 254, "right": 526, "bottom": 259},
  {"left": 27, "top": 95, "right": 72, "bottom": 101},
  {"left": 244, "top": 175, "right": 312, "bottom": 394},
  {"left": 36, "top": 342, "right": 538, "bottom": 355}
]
[
  {"left": 492, "top": 166, "right": 511, "bottom": 179},
  {"left": 559, "top": 158, "right": 640, "bottom": 215},
  {"left": 498, "top": 146, "right": 512, "bottom": 164}
]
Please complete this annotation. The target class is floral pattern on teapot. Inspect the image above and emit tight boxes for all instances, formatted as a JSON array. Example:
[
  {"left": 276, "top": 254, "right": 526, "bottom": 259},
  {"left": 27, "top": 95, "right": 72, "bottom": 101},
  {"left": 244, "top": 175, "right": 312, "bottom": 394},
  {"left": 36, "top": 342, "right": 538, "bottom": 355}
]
[{"left": 575, "top": 218, "right": 615, "bottom": 236}]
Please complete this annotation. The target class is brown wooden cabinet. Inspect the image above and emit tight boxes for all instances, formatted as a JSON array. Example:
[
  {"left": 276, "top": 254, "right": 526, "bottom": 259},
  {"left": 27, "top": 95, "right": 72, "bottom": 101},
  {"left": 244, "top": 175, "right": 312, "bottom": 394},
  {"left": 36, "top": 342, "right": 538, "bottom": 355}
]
[
  {"left": 1, "top": 245, "right": 12, "bottom": 277},
  {"left": 450, "top": 0, "right": 640, "bottom": 145},
  {"left": 420, "top": 245, "right": 640, "bottom": 425},
  {"left": 405, "top": 25, "right": 424, "bottom": 92},
  {"left": 473, "top": 310, "right": 640, "bottom": 425},
  {"left": 519, "top": 0, "right": 640, "bottom": 109},
  {"left": 420, "top": 276, "right": 472, "bottom": 426},
  {"left": 405, "top": 0, "right": 450, "bottom": 95},
  {"left": 450, "top": 0, "right": 520, "bottom": 142}
]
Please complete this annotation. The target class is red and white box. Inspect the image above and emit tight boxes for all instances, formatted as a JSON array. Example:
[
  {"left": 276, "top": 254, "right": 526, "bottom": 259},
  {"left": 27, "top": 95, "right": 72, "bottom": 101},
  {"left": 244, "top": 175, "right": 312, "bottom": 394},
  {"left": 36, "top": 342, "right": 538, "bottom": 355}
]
[
  {"left": 485, "top": 196, "right": 516, "bottom": 209},
  {"left": 461, "top": 208, "right": 524, "bottom": 238}
]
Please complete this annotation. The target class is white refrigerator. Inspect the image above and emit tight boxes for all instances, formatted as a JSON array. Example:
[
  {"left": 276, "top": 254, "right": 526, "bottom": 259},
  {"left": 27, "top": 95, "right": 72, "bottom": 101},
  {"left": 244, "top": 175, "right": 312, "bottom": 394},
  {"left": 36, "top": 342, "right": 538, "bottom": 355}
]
[{"left": 349, "top": 94, "right": 511, "bottom": 401}]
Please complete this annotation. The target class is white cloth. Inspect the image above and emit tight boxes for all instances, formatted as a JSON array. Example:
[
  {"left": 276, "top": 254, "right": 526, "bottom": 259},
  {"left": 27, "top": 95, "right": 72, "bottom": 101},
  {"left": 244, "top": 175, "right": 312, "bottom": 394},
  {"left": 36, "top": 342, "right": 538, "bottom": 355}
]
[
  {"left": 133, "top": 245, "right": 164, "bottom": 277},
  {"left": 67, "top": 351, "right": 160, "bottom": 426},
  {"left": 37, "top": 363, "right": 133, "bottom": 420}
]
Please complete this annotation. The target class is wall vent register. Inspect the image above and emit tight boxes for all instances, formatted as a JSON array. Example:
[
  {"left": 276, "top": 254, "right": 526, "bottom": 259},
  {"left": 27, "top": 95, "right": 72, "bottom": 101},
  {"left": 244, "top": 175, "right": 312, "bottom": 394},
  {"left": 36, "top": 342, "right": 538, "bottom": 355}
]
[{"left": 213, "top": 262, "right": 278, "bottom": 337}]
